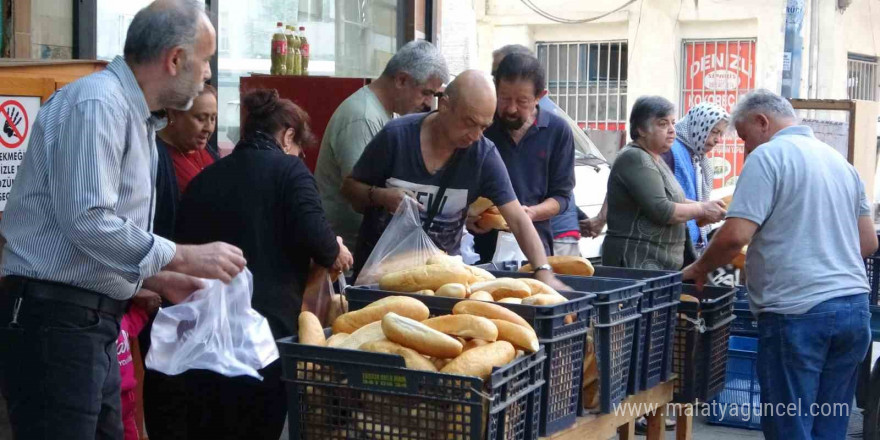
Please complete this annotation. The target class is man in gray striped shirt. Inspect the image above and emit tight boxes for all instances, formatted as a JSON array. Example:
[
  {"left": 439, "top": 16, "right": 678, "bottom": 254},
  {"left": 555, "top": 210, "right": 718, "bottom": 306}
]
[{"left": 0, "top": 2, "right": 246, "bottom": 439}]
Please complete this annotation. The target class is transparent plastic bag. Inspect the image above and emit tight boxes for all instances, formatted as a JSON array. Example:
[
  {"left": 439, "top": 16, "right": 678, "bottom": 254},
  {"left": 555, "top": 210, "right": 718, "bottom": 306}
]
[
  {"left": 355, "top": 197, "right": 444, "bottom": 285},
  {"left": 145, "top": 269, "right": 279, "bottom": 380},
  {"left": 492, "top": 231, "right": 526, "bottom": 264}
]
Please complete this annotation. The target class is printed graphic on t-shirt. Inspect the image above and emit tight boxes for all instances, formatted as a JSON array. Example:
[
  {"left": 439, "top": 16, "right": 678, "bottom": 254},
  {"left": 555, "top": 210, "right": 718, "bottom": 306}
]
[{"left": 387, "top": 177, "right": 468, "bottom": 253}]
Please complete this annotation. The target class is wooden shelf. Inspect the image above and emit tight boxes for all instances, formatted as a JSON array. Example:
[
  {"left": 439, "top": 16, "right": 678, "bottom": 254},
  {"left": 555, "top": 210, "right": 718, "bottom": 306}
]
[{"left": 542, "top": 379, "right": 693, "bottom": 440}]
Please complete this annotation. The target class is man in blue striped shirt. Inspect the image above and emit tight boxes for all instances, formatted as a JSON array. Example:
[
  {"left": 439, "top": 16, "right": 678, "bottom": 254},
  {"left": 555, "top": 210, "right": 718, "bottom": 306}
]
[{"left": 0, "top": 2, "right": 246, "bottom": 439}]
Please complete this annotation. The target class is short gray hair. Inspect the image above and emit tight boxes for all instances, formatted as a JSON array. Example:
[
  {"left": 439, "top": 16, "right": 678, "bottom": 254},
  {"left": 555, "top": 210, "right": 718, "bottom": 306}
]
[
  {"left": 381, "top": 40, "right": 449, "bottom": 84},
  {"left": 731, "top": 89, "right": 798, "bottom": 125},
  {"left": 124, "top": 0, "right": 207, "bottom": 65}
]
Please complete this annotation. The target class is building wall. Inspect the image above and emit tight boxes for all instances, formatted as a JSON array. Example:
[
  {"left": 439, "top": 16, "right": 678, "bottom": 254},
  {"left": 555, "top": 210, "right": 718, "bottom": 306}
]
[
  {"left": 475, "top": 0, "right": 880, "bottom": 115},
  {"left": 30, "top": 0, "right": 72, "bottom": 59}
]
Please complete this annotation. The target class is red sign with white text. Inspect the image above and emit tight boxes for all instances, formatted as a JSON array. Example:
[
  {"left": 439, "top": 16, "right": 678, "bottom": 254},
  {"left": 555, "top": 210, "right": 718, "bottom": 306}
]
[{"left": 681, "top": 40, "right": 756, "bottom": 189}]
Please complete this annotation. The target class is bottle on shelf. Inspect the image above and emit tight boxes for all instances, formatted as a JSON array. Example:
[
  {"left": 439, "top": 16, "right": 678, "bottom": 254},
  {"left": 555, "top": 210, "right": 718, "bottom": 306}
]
[
  {"left": 270, "top": 22, "right": 287, "bottom": 76},
  {"left": 291, "top": 25, "right": 302, "bottom": 75},
  {"left": 299, "top": 26, "right": 309, "bottom": 75},
  {"left": 284, "top": 25, "right": 297, "bottom": 75}
]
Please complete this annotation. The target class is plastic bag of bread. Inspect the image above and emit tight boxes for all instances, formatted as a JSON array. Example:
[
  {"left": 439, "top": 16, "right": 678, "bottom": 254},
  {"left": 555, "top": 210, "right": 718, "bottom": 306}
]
[{"left": 355, "top": 197, "right": 445, "bottom": 286}]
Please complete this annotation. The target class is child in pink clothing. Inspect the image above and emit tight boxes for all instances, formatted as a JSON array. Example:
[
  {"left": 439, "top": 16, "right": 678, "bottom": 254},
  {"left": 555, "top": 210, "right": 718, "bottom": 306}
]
[{"left": 118, "top": 289, "right": 161, "bottom": 440}]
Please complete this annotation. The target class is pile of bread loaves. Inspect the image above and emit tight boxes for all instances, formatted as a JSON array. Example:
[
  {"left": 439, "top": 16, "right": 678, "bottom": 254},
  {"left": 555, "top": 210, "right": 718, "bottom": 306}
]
[
  {"left": 298, "top": 296, "right": 540, "bottom": 380},
  {"left": 374, "top": 254, "right": 595, "bottom": 306}
]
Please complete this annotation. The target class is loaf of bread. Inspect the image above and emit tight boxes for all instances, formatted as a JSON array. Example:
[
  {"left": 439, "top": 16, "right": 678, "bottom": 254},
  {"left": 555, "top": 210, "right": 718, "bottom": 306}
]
[
  {"left": 520, "top": 256, "right": 595, "bottom": 276},
  {"left": 491, "top": 319, "right": 539, "bottom": 353},
  {"left": 680, "top": 294, "right": 699, "bottom": 303},
  {"left": 452, "top": 300, "right": 532, "bottom": 329},
  {"left": 497, "top": 297, "right": 522, "bottom": 305},
  {"left": 522, "top": 293, "right": 567, "bottom": 306},
  {"left": 381, "top": 312, "right": 463, "bottom": 358},
  {"left": 379, "top": 264, "right": 473, "bottom": 293},
  {"left": 721, "top": 194, "right": 733, "bottom": 206},
  {"left": 468, "top": 197, "right": 495, "bottom": 217},
  {"left": 435, "top": 283, "right": 468, "bottom": 298},
  {"left": 422, "top": 315, "right": 498, "bottom": 341},
  {"left": 326, "top": 333, "right": 349, "bottom": 348},
  {"left": 337, "top": 321, "right": 387, "bottom": 350},
  {"left": 470, "top": 279, "right": 531, "bottom": 300},
  {"left": 468, "top": 291, "right": 494, "bottom": 302},
  {"left": 476, "top": 213, "right": 508, "bottom": 231},
  {"left": 583, "top": 379, "right": 599, "bottom": 409},
  {"left": 359, "top": 339, "right": 438, "bottom": 372},
  {"left": 520, "top": 278, "right": 559, "bottom": 296},
  {"left": 414, "top": 289, "right": 434, "bottom": 296},
  {"left": 440, "top": 341, "right": 516, "bottom": 380},
  {"left": 325, "top": 293, "right": 348, "bottom": 327},
  {"left": 432, "top": 357, "right": 451, "bottom": 370},
  {"left": 332, "top": 296, "right": 430, "bottom": 334},
  {"left": 298, "top": 311, "right": 326, "bottom": 346},
  {"left": 466, "top": 265, "right": 496, "bottom": 282},
  {"left": 462, "top": 339, "right": 489, "bottom": 352},
  {"left": 426, "top": 254, "right": 464, "bottom": 266}
]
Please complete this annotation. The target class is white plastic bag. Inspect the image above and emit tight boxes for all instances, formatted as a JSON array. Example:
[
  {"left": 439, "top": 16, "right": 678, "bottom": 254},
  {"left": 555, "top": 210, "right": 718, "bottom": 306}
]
[
  {"left": 145, "top": 269, "right": 279, "bottom": 380},
  {"left": 355, "top": 197, "right": 444, "bottom": 285},
  {"left": 492, "top": 231, "right": 526, "bottom": 265},
  {"left": 460, "top": 229, "right": 480, "bottom": 265}
]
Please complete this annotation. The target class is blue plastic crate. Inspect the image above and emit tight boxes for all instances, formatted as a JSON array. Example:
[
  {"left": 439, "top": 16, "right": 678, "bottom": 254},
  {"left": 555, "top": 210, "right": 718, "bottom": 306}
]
[
  {"left": 639, "top": 301, "right": 680, "bottom": 391},
  {"left": 708, "top": 336, "right": 761, "bottom": 430},
  {"left": 595, "top": 313, "right": 640, "bottom": 413}
]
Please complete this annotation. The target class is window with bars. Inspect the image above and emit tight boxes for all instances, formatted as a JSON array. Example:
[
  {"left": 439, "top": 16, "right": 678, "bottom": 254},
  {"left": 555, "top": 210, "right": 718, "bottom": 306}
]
[
  {"left": 536, "top": 41, "right": 628, "bottom": 131},
  {"left": 848, "top": 54, "right": 878, "bottom": 101}
]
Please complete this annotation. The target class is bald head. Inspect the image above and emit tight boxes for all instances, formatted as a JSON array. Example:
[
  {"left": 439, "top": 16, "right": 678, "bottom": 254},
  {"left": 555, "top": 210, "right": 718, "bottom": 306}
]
[
  {"left": 436, "top": 70, "right": 496, "bottom": 149},
  {"left": 445, "top": 70, "right": 496, "bottom": 113}
]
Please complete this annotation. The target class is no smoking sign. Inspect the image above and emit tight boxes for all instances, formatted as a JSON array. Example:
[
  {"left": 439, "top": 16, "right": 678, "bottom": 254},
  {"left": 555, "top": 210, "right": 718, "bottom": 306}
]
[{"left": 0, "top": 100, "right": 30, "bottom": 149}]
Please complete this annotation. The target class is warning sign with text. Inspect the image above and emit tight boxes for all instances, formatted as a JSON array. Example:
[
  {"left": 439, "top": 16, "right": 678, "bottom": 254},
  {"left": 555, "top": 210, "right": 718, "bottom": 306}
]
[
  {"left": 681, "top": 40, "right": 756, "bottom": 190},
  {"left": 0, "top": 96, "right": 40, "bottom": 211}
]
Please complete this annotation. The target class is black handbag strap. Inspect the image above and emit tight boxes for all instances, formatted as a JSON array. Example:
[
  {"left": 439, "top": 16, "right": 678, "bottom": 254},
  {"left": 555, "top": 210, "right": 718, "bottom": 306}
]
[{"left": 423, "top": 150, "right": 464, "bottom": 233}]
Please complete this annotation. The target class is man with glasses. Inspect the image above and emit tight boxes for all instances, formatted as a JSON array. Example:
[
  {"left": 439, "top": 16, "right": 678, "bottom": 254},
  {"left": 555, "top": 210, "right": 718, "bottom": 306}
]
[
  {"left": 473, "top": 52, "right": 575, "bottom": 260},
  {"left": 315, "top": 40, "right": 448, "bottom": 252}
]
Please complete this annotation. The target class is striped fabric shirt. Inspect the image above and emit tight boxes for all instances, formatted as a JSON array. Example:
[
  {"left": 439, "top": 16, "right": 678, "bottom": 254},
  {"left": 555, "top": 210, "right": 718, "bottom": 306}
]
[{"left": 0, "top": 56, "right": 176, "bottom": 300}]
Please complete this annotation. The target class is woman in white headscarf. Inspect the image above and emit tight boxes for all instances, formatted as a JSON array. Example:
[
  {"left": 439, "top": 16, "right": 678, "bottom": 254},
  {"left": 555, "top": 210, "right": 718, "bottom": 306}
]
[{"left": 660, "top": 102, "right": 730, "bottom": 256}]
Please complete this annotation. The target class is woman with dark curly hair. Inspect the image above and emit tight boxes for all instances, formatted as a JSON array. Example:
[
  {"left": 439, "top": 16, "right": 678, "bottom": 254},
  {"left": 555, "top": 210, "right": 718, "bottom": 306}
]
[{"left": 163, "top": 88, "right": 352, "bottom": 440}]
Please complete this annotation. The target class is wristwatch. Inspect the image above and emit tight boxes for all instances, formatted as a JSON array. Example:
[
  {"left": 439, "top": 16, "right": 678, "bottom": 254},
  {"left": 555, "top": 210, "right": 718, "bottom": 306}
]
[{"left": 533, "top": 264, "right": 553, "bottom": 274}]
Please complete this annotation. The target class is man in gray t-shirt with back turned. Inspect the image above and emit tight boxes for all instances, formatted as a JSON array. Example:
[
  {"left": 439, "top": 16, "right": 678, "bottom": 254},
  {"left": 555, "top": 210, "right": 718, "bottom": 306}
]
[
  {"left": 683, "top": 90, "right": 877, "bottom": 439},
  {"left": 315, "top": 40, "right": 447, "bottom": 250}
]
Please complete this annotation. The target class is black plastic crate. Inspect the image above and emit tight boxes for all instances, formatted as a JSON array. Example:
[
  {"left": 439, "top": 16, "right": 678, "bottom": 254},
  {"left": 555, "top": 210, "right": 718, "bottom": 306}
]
[
  {"left": 594, "top": 312, "right": 640, "bottom": 413},
  {"left": 678, "top": 284, "right": 736, "bottom": 328},
  {"left": 482, "top": 271, "right": 643, "bottom": 325},
  {"left": 279, "top": 332, "right": 546, "bottom": 440},
  {"left": 731, "top": 301, "right": 757, "bottom": 336},
  {"left": 639, "top": 301, "right": 680, "bottom": 391},
  {"left": 673, "top": 284, "right": 737, "bottom": 404},
  {"left": 345, "top": 286, "right": 593, "bottom": 437},
  {"left": 866, "top": 252, "right": 880, "bottom": 305}
]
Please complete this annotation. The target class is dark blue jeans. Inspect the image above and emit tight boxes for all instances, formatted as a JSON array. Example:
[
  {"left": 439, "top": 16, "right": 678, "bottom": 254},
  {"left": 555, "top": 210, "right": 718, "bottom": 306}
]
[
  {"left": 0, "top": 292, "right": 123, "bottom": 440},
  {"left": 757, "top": 294, "right": 871, "bottom": 440}
]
